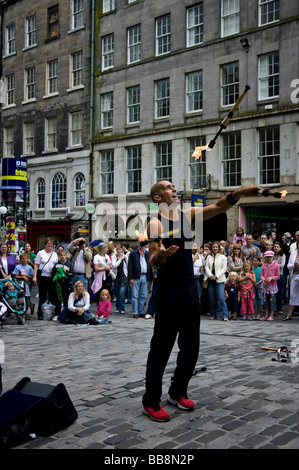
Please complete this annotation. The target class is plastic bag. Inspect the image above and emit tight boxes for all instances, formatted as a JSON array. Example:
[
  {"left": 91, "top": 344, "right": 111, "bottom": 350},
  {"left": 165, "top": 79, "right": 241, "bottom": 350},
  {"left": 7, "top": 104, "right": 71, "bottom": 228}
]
[{"left": 41, "top": 301, "right": 55, "bottom": 321}]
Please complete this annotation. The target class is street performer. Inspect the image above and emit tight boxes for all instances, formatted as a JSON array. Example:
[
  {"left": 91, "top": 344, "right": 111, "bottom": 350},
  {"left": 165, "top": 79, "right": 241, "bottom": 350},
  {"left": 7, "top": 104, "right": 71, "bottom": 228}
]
[{"left": 142, "top": 181, "right": 261, "bottom": 422}]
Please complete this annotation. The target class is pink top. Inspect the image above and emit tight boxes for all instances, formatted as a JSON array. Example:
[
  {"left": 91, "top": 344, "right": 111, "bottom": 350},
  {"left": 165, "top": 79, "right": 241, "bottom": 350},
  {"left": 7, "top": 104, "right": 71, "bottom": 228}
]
[
  {"left": 261, "top": 261, "right": 280, "bottom": 294},
  {"left": 96, "top": 300, "right": 111, "bottom": 318},
  {"left": 241, "top": 272, "right": 254, "bottom": 290}
]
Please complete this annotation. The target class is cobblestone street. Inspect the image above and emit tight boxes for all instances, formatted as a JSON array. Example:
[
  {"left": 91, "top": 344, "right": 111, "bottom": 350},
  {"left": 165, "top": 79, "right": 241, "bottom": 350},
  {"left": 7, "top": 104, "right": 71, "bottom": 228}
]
[{"left": 0, "top": 294, "right": 298, "bottom": 453}]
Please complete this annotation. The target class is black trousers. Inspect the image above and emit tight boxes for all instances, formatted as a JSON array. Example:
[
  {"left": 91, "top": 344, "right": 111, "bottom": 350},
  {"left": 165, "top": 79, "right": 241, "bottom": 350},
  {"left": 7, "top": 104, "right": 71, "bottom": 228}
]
[
  {"left": 37, "top": 275, "right": 60, "bottom": 318},
  {"left": 142, "top": 280, "right": 200, "bottom": 407}
]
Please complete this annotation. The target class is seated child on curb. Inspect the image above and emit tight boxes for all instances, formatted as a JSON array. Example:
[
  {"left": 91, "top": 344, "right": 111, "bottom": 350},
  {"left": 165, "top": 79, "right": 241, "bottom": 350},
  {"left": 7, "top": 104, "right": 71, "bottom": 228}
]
[
  {"left": 5, "top": 281, "right": 25, "bottom": 311},
  {"left": 239, "top": 260, "right": 256, "bottom": 320},
  {"left": 96, "top": 289, "right": 112, "bottom": 324},
  {"left": 252, "top": 256, "right": 263, "bottom": 319},
  {"left": 225, "top": 271, "right": 240, "bottom": 319}
]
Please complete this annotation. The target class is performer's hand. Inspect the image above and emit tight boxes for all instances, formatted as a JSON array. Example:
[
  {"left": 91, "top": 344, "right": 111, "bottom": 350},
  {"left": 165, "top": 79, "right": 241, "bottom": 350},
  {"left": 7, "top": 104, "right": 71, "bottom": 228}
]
[
  {"left": 232, "top": 184, "right": 262, "bottom": 199},
  {"left": 155, "top": 242, "right": 179, "bottom": 263}
]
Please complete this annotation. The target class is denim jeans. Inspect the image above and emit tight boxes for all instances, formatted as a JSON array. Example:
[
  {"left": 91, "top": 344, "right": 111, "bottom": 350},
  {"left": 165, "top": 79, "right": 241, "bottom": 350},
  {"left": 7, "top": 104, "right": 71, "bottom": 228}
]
[
  {"left": 73, "top": 312, "right": 96, "bottom": 325},
  {"left": 264, "top": 293, "right": 276, "bottom": 312},
  {"left": 147, "top": 278, "right": 157, "bottom": 317},
  {"left": 208, "top": 280, "right": 228, "bottom": 319},
  {"left": 131, "top": 274, "right": 148, "bottom": 316},
  {"left": 115, "top": 276, "right": 128, "bottom": 312},
  {"left": 194, "top": 277, "right": 203, "bottom": 300}
]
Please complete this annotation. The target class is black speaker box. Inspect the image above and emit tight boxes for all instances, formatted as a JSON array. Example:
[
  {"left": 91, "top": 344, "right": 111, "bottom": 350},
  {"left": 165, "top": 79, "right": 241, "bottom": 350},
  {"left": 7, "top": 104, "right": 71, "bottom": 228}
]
[
  {"left": 0, "top": 389, "right": 43, "bottom": 448},
  {"left": 13, "top": 377, "right": 78, "bottom": 437}
]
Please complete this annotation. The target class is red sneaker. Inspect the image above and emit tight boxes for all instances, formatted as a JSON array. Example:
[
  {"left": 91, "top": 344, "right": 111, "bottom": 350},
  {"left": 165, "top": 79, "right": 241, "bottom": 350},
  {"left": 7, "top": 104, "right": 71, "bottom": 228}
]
[
  {"left": 167, "top": 394, "right": 195, "bottom": 411},
  {"left": 143, "top": 405, "right": 171, "bottom": 422}
]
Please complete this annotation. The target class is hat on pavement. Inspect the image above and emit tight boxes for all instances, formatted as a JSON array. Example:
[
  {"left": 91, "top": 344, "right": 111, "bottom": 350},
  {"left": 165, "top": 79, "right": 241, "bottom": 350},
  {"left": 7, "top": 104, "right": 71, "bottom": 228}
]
[{"left": 264, "top": 250, "right": 274, "bottom": 257}]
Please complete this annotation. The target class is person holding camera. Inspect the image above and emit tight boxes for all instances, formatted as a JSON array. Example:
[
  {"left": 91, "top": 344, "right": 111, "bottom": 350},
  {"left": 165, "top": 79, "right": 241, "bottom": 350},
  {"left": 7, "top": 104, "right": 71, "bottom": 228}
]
[{"left": 68, "top": 237, "right": 93, "bottom": 292}]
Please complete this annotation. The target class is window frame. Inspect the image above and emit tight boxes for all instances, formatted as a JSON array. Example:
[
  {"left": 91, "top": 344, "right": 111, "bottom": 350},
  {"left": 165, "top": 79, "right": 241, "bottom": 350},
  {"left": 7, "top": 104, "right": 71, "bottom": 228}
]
[
  {"left": 258, "top": 52, "right": 279, "bottom": 101},
  {"left": 70, "top": 51, "right": 83, "bottom": 88},
  {"left": 189, "top": 137, "right": 207, "bottom": 190},
  {"left": 25, "top": 14, "right": 37, "bottom": 48},
  {"left": 4, "top": 126, "right": 14, "bottom": 158},
  {"left": 259, "top": 0, "right": 279, "bottom": 26},
  {"left": 186, "top": 3, "right": 203, "bottom": 47},
  {"left": 5, "top": 23, "right": 16, "bottom": 55},
  {"left": 102, "top": 34, "right": 114, "bottom": 71},
  {"left": 45, "top": 116, "right": 58, "bottom": 152},
  {"left": 155, "top": 142, "right": 172, "bottom": 182},
  {"left": 101, "top": 150, "right": 114, "bottom": 195},
  {"left": 46, "top": 59, "right": 58, "bottom": 95},
  {"left": 101, "top": 92, "right": 114, "bottom": 129},
  {"left": 37, "top": 178, "right": 45, "bottom": 209},
  {"left": 23, "top": 122, "right": 35, "bottom": 155},
  {"left": 155, "top": 78, "right": 170, "bottom": 119},
  {"left": 71, "top": 0, "right": 84, "bottom": 30},
  {"left": 74, "top": 172, "right": 86, "bottom": 207},
  {"left": 6, "top": 74, "right": 15, "bottom": 106},
  {"left": 51, "top": 172, "right": 67, "bottom": 209},
  {"left": 69, "top": 111, "right": 82, "bottom": 147},
  {"left": 186, "top": 70, "right": 203, "bottom": 113},
  {"left": 221, "top": 61, "right": 239, "bottom": 106},
  {"left": 222, "top": 131, "right": 241, "bottom": 188},
  {"left": 103, "top": 0, "right": 115, "bottom": 14},
  {"left": 127, "top": 24, "right": 141, "bottom": 65},
  {"left": 156, "top": 14, "right": 171, "bottom": 56},
  {"left": 221, "top": 0, "right": 240, "bottom": 37},
  {"left": 127, "top": 145, "right": 142, "bottom": 193},
  {"left": 127, "top": 85, "right": 140, "bottom": 124},
  {"left": 258, "top": 126, "right": 280, "bottom": 185},
  {"left": 25, "top": 67, "right": 36, "bottom": 101}
]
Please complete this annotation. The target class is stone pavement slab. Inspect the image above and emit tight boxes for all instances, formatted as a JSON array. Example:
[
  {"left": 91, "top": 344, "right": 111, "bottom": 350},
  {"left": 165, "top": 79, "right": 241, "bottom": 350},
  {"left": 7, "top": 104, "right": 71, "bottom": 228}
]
[{"left": 0, "top": 299, "right": 298, "bottom": 451}]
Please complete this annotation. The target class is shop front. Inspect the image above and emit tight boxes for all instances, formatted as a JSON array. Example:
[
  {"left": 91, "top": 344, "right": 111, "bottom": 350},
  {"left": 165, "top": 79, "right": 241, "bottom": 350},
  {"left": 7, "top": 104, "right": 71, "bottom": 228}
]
[
  {"left": 243, "top": 203, "right": 299, "bottom": 239},
  {"left": 26, "top": 220, "right": 72, "bottom": 253}
]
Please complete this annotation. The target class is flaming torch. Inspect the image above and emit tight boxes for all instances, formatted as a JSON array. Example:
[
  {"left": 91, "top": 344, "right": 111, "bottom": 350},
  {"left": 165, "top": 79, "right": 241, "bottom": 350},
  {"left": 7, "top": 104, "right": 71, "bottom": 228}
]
[
  {"left": 192, "top": 85, "right": 251, "bottom": 160},
  {"left": 258, "top": 189, "right": 288, "bottom": 199}
]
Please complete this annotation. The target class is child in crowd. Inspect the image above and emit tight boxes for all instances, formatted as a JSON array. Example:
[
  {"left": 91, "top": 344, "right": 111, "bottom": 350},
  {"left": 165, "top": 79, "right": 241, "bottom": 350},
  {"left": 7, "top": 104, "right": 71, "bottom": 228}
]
[
  {"left": 13, "top": 253, "right": 33, "bottom": 319},
  {"left": 233, "top": 226, "right": 246, "bottom": 246},
  {"left": 239, "top": 260, "right": 256, "bottom": 320},
  {"left": 5, "top": 281, "right": 25, "bottom": 312},
  {"left": 260, "top": 250, "right": 280, "bottom": 321},
  {"left": 96, "top": 289, "right": 112, "bottom": 324},
  {"left": 225, "top": 272, "right": 240, "bottom": 320},
  {"left": 252, "top": 256, "right": 263, "bottom": 320},
  {"left": 52, "top": 249, "right": 73, "bottom": 307}
]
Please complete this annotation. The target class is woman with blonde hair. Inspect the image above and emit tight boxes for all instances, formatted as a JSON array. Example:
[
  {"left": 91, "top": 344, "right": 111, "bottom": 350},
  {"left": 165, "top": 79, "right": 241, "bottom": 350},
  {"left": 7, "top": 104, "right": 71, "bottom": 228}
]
[
  {"left": 228, "top": 244, "right": 244, "bottom": 275},
  {"left": 67, "top": 280, "right": 97, "bottom": 324}
]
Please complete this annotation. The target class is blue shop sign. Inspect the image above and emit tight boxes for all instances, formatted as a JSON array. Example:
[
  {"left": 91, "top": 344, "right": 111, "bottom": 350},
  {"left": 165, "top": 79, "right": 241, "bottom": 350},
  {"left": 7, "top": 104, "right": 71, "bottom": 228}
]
[
  {"left": 191, "top": 194, "right": 206, "bottom": 207},
  {"left": 0, "top": 158, "right": 28, "bottom": 190}
]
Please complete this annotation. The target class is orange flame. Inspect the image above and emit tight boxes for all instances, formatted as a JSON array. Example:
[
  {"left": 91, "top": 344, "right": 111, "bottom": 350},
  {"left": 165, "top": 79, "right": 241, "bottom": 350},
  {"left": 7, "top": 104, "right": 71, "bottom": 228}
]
[
  {"left": 280, "top": 190, "right": 288, "bottom": 198},
  {"left": 135, "top": 230, "right": 148, "bottom": 242},
  {"left": 192, "top": 142, "right": 212, "bottom": 160}
]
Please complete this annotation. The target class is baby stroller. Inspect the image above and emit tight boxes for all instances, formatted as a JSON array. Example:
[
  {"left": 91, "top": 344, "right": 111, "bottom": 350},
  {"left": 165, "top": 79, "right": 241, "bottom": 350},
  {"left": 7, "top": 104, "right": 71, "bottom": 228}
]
[{"left": 0, "top": 278, "right": 26, "bottom": 328}]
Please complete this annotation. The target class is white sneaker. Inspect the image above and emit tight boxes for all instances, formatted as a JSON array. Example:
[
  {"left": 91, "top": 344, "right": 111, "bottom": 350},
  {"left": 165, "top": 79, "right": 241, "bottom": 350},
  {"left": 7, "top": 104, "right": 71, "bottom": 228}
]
[{"left": 145, "top": 314, "right": 152, "bottom": 319}]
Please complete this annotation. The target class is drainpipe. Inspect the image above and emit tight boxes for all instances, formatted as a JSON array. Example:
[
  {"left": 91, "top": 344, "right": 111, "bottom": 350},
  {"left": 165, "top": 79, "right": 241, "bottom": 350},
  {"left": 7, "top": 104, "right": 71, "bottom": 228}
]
[{"left": 89, "top": 0, "right": 95, "bottom": 240}]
